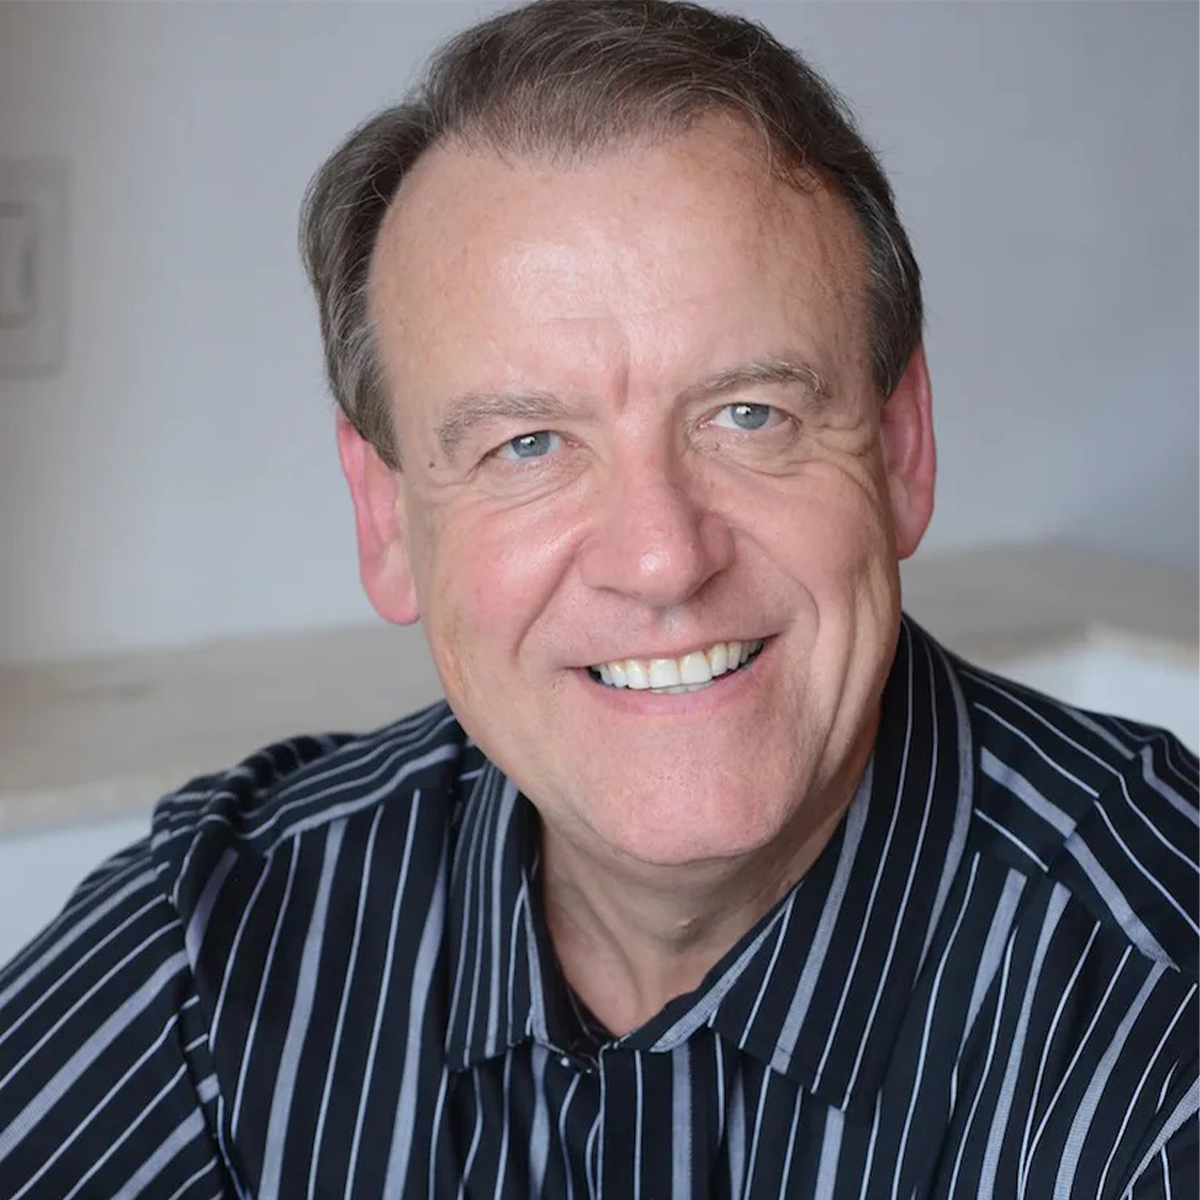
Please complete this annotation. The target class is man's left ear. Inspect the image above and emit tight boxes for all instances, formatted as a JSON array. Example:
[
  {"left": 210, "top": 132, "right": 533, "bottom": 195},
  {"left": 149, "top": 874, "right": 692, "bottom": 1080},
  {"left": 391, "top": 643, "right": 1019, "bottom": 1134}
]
[{"left": 880, "top": 342, "right": 936, "bottom": 560}]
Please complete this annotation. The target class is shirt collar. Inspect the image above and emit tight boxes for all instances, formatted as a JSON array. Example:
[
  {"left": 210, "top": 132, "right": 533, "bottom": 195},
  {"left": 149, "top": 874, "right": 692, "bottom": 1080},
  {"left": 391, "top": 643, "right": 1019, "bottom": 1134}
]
[
  {"left": 444, "top": 616, "right": 975, "bottom": 1115},
  {"left": 443, "top": 764, "right": 585, "bottom": 1068}
]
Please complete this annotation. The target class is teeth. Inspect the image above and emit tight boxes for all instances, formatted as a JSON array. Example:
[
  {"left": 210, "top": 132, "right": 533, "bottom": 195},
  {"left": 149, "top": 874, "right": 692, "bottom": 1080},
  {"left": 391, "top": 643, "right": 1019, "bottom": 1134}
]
[
  {"left": 591, "top": 639, "right": 764, "bottom": 691},
  {"left": 679, "top": 651, "right": 710, "bottom": 685},
  {"left": 648, "top": 659, "right": 679, "bottom": 688}
]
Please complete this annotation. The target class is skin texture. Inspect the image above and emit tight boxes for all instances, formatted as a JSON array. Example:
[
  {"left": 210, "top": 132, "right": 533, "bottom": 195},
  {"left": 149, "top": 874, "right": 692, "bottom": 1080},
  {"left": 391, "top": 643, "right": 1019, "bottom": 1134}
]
[{"left": 339, "top": 115, "right": 936, "bottom": 1032}]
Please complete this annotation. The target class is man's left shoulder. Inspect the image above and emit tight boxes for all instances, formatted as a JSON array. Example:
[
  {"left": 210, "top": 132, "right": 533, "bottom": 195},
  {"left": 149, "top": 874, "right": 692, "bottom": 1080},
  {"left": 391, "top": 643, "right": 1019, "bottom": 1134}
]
[
  {"left": 955, "top": 659, "right": 1198, "bottom": 978},
  {"left": 920, "top": 661, "right": 1199, "bottom": 1198}
]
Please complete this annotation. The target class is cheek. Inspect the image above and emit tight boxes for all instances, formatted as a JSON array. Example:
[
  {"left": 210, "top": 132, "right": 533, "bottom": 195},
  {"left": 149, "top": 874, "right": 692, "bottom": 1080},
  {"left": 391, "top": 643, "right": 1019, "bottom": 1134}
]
[
  {"left": 750, "top": 463, "right": 892, "bottom": 583},
  {"left": 423, "top": 508, "right": 573, "bottom": 671}
]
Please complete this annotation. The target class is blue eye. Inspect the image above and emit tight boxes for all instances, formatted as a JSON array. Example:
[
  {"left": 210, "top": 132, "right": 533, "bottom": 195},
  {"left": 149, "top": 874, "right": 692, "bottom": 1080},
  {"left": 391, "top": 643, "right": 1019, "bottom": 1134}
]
[
  {"left": 714, "top": 402, "right": 774, "bottom": 431},
  {"left": 498, "top": 430, "right": 560, "bottom": 460}
]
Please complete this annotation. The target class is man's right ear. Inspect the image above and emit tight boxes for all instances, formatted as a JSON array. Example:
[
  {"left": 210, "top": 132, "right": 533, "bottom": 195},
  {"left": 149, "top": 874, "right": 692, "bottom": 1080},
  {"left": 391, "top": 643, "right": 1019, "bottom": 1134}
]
[{"left": 336, "top": 416, "right": 421, "bottom": 626}]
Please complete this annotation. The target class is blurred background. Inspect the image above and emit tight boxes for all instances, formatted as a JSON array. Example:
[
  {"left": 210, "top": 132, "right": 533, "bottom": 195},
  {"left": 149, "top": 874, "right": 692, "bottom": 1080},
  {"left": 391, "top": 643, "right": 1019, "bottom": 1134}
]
[{"left": 0, "top": 1, "right": 1196, "bottom": 958}]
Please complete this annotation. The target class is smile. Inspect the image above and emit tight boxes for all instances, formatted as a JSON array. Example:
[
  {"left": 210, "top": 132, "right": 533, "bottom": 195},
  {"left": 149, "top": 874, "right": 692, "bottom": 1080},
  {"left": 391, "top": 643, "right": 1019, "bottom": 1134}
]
[{"left": 587, "top": 639, "right": 765, "bottom": 694}]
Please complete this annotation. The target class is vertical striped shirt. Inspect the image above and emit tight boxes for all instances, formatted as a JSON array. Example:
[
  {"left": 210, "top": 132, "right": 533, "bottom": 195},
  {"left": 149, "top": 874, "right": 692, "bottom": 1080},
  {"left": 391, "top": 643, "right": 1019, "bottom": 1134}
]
[{"left": 0, "top": 616, "right": 1196, "bottom": 1198}]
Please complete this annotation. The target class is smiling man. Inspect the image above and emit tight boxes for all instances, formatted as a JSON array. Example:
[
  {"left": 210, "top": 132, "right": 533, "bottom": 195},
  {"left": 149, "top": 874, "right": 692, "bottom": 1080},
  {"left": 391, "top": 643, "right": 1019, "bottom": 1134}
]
[
  {"left": 0, "top": 2, "right": 1196, "bottom": 1198},
  {"left": 344, "top": 102, "right": 934, "bottom": 1040}
]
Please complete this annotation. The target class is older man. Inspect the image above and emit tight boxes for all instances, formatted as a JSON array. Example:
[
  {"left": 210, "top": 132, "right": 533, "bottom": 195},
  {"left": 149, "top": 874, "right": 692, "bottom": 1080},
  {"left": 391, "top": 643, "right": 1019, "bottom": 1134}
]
[{"left": 1, "top": 2, "right": 1195, "bottom": 1197}]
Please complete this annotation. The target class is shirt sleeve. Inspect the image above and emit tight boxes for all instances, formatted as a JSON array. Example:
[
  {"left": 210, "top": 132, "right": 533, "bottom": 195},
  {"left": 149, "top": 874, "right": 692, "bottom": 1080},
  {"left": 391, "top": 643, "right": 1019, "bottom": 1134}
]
[
  {"left": 0, "top": 839, "right": 231, "bottom": 1199},
  {"left": 1122, "top": 1099, "right": 1199, "bottom": 1199}
]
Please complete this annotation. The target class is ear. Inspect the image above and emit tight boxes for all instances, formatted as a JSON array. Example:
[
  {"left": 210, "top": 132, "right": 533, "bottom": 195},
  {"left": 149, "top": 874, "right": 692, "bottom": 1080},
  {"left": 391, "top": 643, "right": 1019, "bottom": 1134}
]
[
  {"left": 336, "top": 416, "right": 421, "bottom": 625},
  {"left": 879, "top": 343, "right": 936, "bottom": 560}
]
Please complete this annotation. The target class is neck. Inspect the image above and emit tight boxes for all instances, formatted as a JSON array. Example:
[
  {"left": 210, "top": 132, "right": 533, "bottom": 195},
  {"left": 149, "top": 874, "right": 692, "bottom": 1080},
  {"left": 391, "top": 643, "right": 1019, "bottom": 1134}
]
[{"left": 540, "top": 781, "right": 854, "bottom": 1037}]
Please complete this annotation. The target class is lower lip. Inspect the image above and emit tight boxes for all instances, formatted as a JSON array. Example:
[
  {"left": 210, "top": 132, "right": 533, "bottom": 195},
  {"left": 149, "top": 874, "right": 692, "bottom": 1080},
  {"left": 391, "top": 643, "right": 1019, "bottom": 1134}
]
[{"left": 575, "top": 640, "right": 771, "bottom": 716}]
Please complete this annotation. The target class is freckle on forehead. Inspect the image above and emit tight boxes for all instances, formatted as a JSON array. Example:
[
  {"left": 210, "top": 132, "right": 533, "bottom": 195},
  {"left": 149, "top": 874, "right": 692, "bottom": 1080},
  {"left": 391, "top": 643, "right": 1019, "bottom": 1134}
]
[{"left": 373, "top": 120, "right": 872, "bottom": 429}]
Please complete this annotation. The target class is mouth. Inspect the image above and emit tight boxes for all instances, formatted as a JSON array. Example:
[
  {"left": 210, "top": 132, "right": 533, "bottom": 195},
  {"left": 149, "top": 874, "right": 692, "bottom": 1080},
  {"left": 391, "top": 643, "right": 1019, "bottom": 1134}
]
[{"left": 586, "top": 638, "right": 766, "bottom": 695}]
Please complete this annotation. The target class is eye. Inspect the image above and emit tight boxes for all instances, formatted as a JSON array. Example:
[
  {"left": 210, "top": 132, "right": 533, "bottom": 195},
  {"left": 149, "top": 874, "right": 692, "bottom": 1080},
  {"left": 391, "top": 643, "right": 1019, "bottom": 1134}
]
[
  {"left": 496, "top": 430, "right": 562, "bottom": 461},
  {"left": 711, "top": 402, "right": 781, "bottom": 432}
]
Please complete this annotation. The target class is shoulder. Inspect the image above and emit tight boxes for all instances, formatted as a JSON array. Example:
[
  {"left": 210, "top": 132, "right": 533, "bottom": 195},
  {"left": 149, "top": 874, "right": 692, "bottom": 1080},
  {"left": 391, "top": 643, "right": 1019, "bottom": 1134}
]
[
  {"left": 925, "top": 653, "right": 1198, "bottom": 1196},
  {"left": 953, "top": 655, "right": 1198, "bottom": 979},
  {"left": 0, "top": 702, "right": 481, "bottom": 1194},
  {"left": 147, "top": 700, "right": 476, "bottom": 927}
]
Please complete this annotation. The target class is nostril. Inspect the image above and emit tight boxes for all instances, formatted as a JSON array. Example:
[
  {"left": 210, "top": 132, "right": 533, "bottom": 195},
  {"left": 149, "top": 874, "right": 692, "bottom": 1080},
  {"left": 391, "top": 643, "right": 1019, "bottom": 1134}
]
[{"left": 577, "top": 471, "right": 734, "bottom": 607}]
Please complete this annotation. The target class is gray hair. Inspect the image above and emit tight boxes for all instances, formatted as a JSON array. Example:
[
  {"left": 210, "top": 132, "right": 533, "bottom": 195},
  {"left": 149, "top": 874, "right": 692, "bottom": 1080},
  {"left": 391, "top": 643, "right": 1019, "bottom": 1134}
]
[{"left": 300, "top": 0, "right": 923, "bottom": 469}]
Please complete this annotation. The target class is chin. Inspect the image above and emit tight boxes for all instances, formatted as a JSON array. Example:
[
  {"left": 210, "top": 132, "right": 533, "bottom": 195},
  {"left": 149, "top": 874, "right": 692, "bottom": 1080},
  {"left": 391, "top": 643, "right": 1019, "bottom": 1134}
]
[{"left": 597, "top": 788, "right": 792, "bottom": 871}]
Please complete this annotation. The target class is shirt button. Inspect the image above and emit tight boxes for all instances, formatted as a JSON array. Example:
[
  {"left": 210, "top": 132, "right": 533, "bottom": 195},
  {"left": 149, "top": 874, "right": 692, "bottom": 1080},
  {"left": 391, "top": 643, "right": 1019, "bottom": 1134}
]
[{"left": 559, "top": 1055, "right": 572, "bottom": 1068}]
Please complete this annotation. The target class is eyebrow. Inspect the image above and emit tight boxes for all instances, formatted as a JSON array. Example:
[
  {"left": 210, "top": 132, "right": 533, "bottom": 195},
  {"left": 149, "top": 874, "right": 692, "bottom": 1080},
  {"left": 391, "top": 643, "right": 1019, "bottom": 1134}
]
[
  {"left": 680, "top": 353, "right": 831, "bottom": 406},
  {"left": 436, "top": 390, "right": 570, "bottom": 461},
  {"left": 434, "top": 352, "right": 830, "bottom": 461}
]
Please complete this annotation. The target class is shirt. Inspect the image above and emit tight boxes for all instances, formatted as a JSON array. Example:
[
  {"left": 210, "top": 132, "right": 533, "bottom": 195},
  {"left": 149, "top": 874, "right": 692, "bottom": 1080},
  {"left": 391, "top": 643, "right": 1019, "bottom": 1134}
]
[{"left": 0, "top": 616, "right": 1196, "bottom": 1199}]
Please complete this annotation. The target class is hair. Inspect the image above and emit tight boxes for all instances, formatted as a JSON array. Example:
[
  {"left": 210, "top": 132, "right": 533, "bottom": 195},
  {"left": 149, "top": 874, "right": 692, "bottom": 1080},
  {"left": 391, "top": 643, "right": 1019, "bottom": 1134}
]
[{"left": 300, "top": 0, "right": 922, "bottom": 469}]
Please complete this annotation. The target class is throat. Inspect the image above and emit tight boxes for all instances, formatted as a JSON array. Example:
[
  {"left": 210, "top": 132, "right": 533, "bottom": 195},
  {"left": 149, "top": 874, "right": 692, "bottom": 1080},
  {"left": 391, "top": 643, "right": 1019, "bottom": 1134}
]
[
  {"left": 540, "top": 835, "right": 795, "bottom": 1036},
  {"left": 548, "top": 906, "right": 721, "bottom": 1036}
]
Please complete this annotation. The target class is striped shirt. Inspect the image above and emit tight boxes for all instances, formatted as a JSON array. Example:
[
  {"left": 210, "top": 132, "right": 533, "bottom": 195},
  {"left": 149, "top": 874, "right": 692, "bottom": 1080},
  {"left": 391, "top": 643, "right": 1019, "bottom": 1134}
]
[{"left": 0, "top": 616, "right": 1196, "bottom": 1199}]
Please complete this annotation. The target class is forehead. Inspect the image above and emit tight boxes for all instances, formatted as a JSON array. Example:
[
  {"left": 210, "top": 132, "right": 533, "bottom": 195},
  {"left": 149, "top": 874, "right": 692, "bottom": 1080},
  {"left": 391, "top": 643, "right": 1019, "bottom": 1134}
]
[{"left": 368, "top": 117, "right": 869, "bottom": 411}]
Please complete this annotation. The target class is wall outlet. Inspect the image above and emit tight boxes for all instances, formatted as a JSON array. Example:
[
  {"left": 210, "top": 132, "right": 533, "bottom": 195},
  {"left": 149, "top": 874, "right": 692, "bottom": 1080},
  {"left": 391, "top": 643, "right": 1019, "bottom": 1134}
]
[{"left": 0, "top": 159, "right": 68, "bottom": 375}]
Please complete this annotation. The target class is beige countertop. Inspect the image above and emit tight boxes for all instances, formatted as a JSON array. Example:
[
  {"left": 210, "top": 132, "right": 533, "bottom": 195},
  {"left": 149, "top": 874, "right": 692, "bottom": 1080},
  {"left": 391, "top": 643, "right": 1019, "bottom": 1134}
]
[
  {"left": 0, "top": 623, "right": 441, "bottom": 835},
  {"left": 2, "top": 543, "right": 1196, "bottom": 835},
  {"left": 900, "top": 543, "right": 1197, "bottom": 669}
]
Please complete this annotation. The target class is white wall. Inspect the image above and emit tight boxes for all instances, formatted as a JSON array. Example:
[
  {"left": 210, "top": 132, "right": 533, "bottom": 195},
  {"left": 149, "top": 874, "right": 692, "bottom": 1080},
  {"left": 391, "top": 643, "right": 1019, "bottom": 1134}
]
[{"left": 0, "top": 0, "right": 1195, "bottom": 665}]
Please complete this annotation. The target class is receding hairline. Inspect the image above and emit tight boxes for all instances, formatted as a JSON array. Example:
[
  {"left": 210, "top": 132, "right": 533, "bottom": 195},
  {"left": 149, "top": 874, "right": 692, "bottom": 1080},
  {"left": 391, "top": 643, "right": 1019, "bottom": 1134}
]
[
  {"left": 376, "top": 105, "right": 823, "bottom": 246},
  {"left": 300, "top": 1, "right": 923, "bottom": 471},
  {"left": 364, "top": 111, "right": 862, "bottom": 460}
]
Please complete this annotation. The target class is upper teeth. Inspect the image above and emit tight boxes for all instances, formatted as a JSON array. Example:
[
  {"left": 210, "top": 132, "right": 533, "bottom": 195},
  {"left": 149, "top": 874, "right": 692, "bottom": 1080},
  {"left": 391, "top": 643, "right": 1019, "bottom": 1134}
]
[{"left": 592, "top": 639, "right": 764, "bottom": 690}]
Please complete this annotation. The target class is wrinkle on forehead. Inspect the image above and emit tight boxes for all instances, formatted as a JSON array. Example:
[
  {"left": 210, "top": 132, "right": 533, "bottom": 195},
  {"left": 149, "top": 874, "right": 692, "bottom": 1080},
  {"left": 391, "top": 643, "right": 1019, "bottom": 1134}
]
[
  {"left": 368, "top": 115, "right": 871, "bottom": 438},
  {"left": 374, "top": 113, "right": 861, "bottom": 311}
]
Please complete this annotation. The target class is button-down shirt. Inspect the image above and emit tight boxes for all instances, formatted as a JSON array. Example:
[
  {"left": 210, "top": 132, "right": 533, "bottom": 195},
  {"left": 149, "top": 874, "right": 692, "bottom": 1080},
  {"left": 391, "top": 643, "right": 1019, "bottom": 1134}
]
[{"left": 0, "top": 617, "right": 1196, "bottom": 1198}]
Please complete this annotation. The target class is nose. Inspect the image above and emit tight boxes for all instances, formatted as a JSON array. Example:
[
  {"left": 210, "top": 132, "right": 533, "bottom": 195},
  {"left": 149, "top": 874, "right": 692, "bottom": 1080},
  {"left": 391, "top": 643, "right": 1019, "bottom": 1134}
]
[{"left": 577, "top": 456, "right": 734, "bottom": 607}]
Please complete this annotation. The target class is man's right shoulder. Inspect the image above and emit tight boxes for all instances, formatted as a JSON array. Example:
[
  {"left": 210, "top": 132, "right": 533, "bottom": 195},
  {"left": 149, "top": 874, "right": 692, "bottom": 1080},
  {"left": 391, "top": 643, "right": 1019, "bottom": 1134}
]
[
  {"left": 0, "top": 703, "right": 478, "bottom": 1196},
  {"left": 149, "top": 699, "right": 475, "bottom": 906}
]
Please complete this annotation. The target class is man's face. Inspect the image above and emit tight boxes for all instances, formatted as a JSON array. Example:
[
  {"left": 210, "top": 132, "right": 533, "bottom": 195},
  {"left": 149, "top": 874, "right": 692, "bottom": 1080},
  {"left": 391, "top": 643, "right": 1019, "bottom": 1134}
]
[{"left": 357, "top": 117, "right": 933, "bottom": 873}]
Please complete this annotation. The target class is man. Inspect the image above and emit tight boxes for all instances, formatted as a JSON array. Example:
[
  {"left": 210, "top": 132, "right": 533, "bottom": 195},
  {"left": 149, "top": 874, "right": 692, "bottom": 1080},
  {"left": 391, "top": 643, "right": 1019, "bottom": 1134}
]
[{"left": 1, "top": 1, "right": 1195, "bottom": 1197}]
